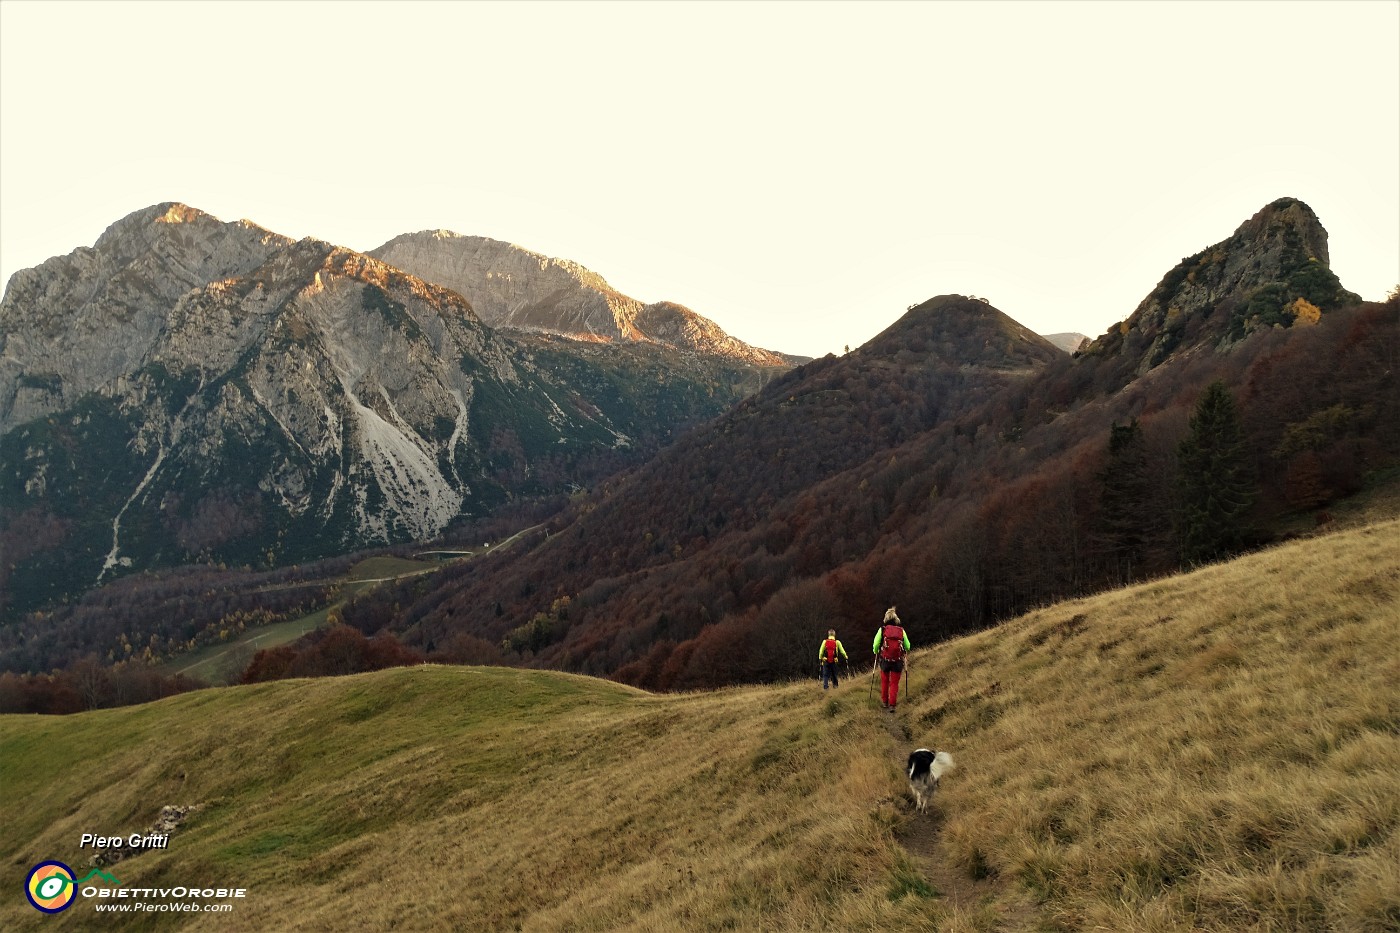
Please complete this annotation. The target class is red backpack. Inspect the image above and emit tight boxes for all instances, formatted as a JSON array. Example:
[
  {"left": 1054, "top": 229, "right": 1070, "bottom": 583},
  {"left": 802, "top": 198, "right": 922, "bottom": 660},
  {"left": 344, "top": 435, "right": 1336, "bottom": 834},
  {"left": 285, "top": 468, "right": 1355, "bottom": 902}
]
[
  {"left": 823, "top": 638, "right": 839, "bottom": 662},
  {"left": 879, "top": 624, "right": 906, "bottom": 661}
]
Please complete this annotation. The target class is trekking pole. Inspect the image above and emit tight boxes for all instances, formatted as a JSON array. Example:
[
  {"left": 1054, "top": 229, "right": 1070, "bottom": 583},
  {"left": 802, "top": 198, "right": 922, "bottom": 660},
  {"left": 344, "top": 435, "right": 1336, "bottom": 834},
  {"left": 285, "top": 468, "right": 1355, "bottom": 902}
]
[
  {"left": 904, "top": 657, "right": 910, "bottom": 702},
  {"left": 867, "top": 660, "right": 876, "bottom": 700}
]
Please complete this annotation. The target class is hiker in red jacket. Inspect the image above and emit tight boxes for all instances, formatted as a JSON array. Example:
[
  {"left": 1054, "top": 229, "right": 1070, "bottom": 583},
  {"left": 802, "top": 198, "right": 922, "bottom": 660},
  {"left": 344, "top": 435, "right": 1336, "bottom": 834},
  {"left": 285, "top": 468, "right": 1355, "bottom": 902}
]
[
  {"left": 818, "top": 629, "right": 848, "bottom": 689},
  {"left": 873, "top": 607, "right": 911, "bottom": 712}
]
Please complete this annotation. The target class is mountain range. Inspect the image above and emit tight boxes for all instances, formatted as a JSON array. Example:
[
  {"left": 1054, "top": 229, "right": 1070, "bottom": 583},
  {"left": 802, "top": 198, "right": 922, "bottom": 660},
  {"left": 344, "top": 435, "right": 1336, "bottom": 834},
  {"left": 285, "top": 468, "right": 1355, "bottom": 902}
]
[
  {"left": 4, "top": 517, "right": 1395, "bottom": 930},
  {"left": 1, "top": 196, "right": 1395, "bottom": 933},
  {"left": 318, "top": 198, "right": 1395, "bottom": 688},
  {"left": 2, "top": 197, "right": 1395, "bottom": 688},
  {"left": 0, "top": 204, "right": 789, "bottom": 616}
]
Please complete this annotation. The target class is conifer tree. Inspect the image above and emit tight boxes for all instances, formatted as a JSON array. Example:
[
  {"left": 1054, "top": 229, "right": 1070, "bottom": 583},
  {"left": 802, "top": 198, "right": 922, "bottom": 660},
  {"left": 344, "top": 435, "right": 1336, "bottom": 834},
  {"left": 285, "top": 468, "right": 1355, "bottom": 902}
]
[
  {"left": 1177, "top": 381, "right": 1257, "bottom": 564},
  {"left": 1096, "top": 419, "right": 1154, "bottom": 581}
]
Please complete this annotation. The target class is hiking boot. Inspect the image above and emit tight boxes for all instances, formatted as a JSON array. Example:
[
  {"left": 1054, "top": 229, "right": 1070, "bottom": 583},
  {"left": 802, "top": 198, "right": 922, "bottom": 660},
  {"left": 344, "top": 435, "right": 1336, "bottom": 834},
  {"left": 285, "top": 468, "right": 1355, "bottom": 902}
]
[{"left": 887, "top": 705, "right": 897, "bottom": 714}]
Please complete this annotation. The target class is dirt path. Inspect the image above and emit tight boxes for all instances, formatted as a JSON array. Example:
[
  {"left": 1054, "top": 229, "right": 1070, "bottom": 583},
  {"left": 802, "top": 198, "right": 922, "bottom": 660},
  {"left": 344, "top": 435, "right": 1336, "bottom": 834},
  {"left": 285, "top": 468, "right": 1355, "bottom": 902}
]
[{"left": 878, "top": 713, "right": 1040, "bottom": 928}]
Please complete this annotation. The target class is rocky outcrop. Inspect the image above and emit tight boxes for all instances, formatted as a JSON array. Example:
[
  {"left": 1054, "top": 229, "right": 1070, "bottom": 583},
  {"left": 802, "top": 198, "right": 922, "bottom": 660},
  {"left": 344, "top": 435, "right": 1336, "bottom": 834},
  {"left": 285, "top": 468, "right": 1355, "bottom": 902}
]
[
  {"left": 369, "top": 231, "right": 789, "bottom": 364},
  {"left": 90, "top": 805, "right": 201, "bottom": 868},
  {"left": 1084, "top": 198, "right": 1360, "bottom": 375},
  {"left": 0, "top": 203, "right": 292, "bottom": 432}
]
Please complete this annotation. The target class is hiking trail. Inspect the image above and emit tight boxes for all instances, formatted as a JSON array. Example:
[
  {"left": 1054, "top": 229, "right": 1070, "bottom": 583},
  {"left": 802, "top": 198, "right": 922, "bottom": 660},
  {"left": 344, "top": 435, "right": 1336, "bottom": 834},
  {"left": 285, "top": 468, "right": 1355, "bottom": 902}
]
[{"left": 879, "top": 709, "right": 1040, "bottom": 928}]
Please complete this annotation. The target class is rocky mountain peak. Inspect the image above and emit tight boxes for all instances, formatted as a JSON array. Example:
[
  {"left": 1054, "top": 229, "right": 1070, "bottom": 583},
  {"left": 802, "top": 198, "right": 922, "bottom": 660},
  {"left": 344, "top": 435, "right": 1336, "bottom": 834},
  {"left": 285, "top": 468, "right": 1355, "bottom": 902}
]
[
  {"left": 154, "top": 202, "right": 208, "bottom": 224},
  {"left": 1, "top": 203, "right": 296, "bottom": 431},
  {"left": 1238, "top": 197, "right": 1330, "bottom": 265},
  {"left": 369, "top": 231, "right": 788, "bottom": 364},
  {"left": 1083, "top": 198, "right": 1359, "bottom": 376},
  {"left": 91, "top": 202, "right": 290, "bottom": 259}
]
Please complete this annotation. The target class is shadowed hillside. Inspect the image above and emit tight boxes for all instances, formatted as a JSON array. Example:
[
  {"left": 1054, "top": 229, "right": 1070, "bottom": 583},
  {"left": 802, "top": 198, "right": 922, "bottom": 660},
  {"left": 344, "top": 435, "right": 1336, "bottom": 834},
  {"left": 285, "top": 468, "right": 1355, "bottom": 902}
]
[
  {"left": 374, "top": 295, "right": 1070, "bottom": 677},
  {"left": 341, "top": 271, "right": 1395, "bottom": 689},
  {"left": 2, "top": 518, "right": 1395, "bottom": 931}
]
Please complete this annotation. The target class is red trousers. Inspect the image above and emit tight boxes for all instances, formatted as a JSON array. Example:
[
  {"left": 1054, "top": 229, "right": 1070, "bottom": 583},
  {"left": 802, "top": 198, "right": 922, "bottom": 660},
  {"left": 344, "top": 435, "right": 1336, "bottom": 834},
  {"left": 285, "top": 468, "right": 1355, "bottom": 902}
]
[{"left": 881, "top": 669, "right": 902, "bottom": 707}]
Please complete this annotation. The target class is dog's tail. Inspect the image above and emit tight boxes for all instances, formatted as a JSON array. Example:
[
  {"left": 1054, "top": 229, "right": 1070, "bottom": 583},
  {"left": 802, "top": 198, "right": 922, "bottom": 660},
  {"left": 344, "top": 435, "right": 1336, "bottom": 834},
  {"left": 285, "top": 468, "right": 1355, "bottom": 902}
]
[{"left": 930, "top": 751, "right": 954, "bottom": 779}]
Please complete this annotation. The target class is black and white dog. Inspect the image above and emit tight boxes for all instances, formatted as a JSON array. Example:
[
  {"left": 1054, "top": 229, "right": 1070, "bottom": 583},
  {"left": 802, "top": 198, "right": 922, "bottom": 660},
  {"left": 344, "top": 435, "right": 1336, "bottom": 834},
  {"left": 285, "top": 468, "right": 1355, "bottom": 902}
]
[{"left": 906, "top": 748, "right": 954, "bottom": 814}]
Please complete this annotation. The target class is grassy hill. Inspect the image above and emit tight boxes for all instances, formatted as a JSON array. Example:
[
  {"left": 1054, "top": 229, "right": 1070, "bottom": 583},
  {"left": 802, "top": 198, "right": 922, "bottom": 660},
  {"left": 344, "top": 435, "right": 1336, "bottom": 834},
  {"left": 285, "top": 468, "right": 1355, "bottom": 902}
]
[{"left": 2, "top": 519, "right": 1396, "bottom": 931}]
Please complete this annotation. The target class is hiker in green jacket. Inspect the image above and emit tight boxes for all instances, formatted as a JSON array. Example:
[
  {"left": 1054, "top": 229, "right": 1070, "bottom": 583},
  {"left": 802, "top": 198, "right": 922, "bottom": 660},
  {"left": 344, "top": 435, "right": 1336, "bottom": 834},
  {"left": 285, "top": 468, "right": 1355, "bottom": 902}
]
[
  {"left": 873, "top": 607, "right": 911, "bottom": 711},
  {"left": 819, "top": 629, "right": 848, "bottom": 689}
]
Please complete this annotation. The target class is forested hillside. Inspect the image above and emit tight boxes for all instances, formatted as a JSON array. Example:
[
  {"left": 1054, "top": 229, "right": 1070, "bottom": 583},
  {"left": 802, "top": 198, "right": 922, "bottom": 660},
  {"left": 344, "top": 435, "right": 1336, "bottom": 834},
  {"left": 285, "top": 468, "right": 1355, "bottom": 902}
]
[
  {"left": 5, "top": 200, "right": 1395, "bottom": 699},
  {"left": 324, "top": 201, "right": 1398, "bottom": 689}
]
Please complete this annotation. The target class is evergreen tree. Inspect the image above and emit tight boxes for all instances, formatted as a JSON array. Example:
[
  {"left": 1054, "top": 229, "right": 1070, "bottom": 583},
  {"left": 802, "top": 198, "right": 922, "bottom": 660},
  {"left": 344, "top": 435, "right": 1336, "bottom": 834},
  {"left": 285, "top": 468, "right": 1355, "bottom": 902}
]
[
  {"left": 1177, "top": 381, "right": 1257, "bottom": 564},
  {"left": 1096, "top": 419, "right": 1154, "bottom": 581}
]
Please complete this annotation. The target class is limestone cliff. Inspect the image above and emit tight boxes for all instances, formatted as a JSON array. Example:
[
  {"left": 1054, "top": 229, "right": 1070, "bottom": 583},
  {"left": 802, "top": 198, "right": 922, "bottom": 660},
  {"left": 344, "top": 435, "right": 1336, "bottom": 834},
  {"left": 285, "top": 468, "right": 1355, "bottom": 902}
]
[
  {"left": 0, "top": 203, "right": 292, "bottom": 431},
  {"left": 369, "top": 231, "right": 790, "bottom": 365}
]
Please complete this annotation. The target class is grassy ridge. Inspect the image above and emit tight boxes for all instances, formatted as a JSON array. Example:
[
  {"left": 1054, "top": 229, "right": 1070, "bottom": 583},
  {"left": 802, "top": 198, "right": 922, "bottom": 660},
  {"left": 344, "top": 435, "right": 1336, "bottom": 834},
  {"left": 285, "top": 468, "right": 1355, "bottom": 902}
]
[
  {"left": 919, "top": 518, "right": 1400, "bottom": 931},
  {"left": 0, "top": 669, "right": 913, "bottom": 931},
  {"left": 2, "top": 520, "right": 1397, "bottom": 931}
]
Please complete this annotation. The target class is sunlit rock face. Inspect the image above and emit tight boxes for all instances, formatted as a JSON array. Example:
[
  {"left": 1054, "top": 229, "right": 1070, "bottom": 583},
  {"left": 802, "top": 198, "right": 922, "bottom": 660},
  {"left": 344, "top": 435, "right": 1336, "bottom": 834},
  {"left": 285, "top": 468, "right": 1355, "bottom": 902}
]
[
  {"left": 1081, "top": 197, "right": 1359, "bottom": 376},
  {"left": 1043, "top": 332, "right": 1089, "bottom": 354},
  {"left": 370, "top": 231, "right": 790, "bottom": 364},
  {"left": 1, "top": 203, "right": 294, "bottom": 431}
]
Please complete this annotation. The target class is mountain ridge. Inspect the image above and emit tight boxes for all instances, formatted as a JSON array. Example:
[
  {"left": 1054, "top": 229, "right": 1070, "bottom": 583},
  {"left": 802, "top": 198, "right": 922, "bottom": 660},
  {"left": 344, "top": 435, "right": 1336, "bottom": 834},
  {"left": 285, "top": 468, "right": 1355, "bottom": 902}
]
[
  {"left": 1043, "top": 331, "right": 1089, "bottom": 353},
  {"left": 369, "top": 230, "right": 797, "bottom": 364},
  {"left": 320, "top": 198, "right": 1390, "bottom": 690},
  {"left": 1, "top": 202, "right": 295, "bottom": 432}
]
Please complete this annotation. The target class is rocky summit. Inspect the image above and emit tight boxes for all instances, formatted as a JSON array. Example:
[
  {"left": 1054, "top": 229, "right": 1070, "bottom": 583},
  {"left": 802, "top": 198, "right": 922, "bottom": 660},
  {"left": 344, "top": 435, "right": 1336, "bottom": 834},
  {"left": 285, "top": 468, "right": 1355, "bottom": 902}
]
[
  {"left": 1083, "top": 197, "right": 1359, "bottom": 377},
  {"left": 0, "top": 204, "right": 293, "bottom": 433},
  {"left": 369, "top": 231, "right": 792, "bottom": 364},
  {"left": 0, "top": 204, "right": 786, "bottom": 616}
]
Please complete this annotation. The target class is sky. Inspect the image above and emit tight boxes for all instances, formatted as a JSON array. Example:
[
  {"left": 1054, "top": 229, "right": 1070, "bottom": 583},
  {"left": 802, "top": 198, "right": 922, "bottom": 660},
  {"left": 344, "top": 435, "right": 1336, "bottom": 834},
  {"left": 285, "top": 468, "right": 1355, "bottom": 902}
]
[{"left": 1, "top": 1, "right": 1397, "bottom": 360}]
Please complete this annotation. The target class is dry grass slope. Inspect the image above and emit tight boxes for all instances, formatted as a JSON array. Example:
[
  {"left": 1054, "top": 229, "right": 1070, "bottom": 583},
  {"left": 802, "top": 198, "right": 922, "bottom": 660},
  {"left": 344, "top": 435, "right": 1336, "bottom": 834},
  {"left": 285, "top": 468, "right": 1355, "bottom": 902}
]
[
  {"left": 1, "top": 519, "right": 1395, "bottom": 932},
  {"left": 918, "top": 518, "right": 1400, "bottom": 932}
]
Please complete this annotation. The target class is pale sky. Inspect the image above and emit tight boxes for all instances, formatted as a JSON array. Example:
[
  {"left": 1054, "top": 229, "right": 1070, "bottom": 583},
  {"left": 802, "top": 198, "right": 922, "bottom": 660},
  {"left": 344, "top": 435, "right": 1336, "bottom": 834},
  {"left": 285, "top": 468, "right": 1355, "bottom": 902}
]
[{"left": 2, "top": 0, "right": 1397, "bottom": 359}]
